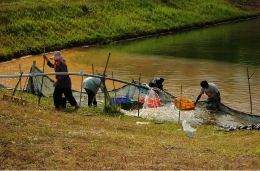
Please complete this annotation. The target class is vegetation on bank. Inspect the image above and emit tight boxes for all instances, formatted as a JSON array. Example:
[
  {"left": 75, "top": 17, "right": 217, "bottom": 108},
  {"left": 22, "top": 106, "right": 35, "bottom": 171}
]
[
  {"left": 0, "top": 0, "right": 259, "bottom": 61},
  {"left": 0, "top": 88, "right": 260, "bottom": 170}
]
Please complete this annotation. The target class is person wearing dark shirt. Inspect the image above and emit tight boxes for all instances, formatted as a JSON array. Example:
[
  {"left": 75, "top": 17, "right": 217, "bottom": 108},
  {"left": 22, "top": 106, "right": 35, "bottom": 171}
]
[
  {"left": 148, "top": 77, "right": 164, "bottom": 90},
  {"left": 43, "top": 51, "right": 79, "bottom": 110}
]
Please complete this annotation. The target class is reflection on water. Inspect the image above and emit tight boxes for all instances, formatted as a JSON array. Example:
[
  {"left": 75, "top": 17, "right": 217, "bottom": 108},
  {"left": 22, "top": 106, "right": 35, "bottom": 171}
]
[{"left": 1, "top": 18, "right": 260, "bottom": 119}]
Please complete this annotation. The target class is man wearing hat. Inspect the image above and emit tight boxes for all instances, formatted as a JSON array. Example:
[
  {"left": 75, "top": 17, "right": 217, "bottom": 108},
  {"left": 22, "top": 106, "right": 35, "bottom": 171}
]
[{"left": 43, "top": 51, "right": 79, "bottom": 110}]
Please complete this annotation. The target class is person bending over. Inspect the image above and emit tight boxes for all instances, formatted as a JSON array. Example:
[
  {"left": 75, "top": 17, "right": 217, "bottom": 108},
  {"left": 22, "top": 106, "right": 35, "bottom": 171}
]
[
  {"left": 82, "top": 75, "right": 106, "bottom": 107},
  {"left": 194, "top": 80, "right": 220, "bottom": 109},
  {"left": 148, "top": 77, "right": 164, "bottom": 90}
]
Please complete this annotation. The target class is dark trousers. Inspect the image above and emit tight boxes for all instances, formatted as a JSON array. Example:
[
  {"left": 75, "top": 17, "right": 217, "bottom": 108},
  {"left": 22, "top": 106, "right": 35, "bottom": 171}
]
[
  {"left": 207, "top": 97, "right": 221, "bottom": 103},
  {"left": 85, "top": 89, "right": 97, "bottom": 106},
  {"left": 53, "top": 87, "right": 77, "bottom": 109},
  {"left": 206, "top": 97, "right": 221, "bottom": 110}
]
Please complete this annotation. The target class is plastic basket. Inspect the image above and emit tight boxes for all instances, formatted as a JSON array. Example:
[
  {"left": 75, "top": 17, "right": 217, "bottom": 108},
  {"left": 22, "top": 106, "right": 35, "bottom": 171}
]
[
  {"left": 111, "top": 97, "right": 131, "bottom": 106},
  {"left": 120, "top": 101, "right": 144, "bottom": 110},
  {"left": 174, "top": 97, "right": 195, "bottom": 110}
]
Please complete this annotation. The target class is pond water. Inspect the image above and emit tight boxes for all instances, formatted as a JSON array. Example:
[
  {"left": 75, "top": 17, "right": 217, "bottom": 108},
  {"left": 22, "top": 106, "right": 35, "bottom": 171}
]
[{"left": 1, "top": 18, "right": 260, "bottom": 126}]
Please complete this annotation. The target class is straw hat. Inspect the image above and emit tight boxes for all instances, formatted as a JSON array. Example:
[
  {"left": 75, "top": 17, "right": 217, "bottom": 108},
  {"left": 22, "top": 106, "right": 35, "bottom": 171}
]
[{"left": 50, "top": 51, "right": 63, "bottom": 60}]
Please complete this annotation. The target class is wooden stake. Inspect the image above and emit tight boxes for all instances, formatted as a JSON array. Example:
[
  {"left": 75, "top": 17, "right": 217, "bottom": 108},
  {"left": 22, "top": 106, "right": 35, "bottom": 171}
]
[
  {"left": 12, "top": 67, "right": 23, "bottom": 101},
  {"left": 92, "top": 53, "right": 111, "bottom": 106},
  {"left": 247, "top": 67, "right": 254, "bottom": 114},
  {"left": 112, "top": 71, "right": 117, "bottom": 105},
  {"left": 38, "top": 36, "right": 46, "bottom": 106},
  {"left": 19, "top": 64, "right": 23, "bottom": 104},
  {"left": 138, "top": 73, "right": 141, "bottom": 117},
  {"left": 178, "top": 85, "right": 182, "bottom": 123},
  {"left": 102, "top": 53, "right": 111, "bottom": 105},
  {"left": 79, "top": 75, "right": 83, "bottom": 106}
]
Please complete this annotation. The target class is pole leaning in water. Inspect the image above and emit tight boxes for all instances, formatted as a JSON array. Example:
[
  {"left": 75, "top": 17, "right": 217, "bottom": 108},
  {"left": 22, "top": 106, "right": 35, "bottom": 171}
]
[
  {"left": 247, "top": 67, "right": 254, "bottom": 114},
  {"left": 38, "top": 36, "right": 46, "bottom": 106},
  {"left": 112, "top": 71, "right": 117, "bottom": 102},
  {"left": 92, "top": 53, "right": 111, "bottom": 106},
  {"left": 19, "top": 64, "right": 23, "bottom": 104},
  {"left": 137, "top": 73, "right": 141, "bottom": 117},
  {"left": 178, "top": 85, "right": 182, "bottom": 123},
  {"left": 102, "top": 53, "right": 111, "bottom": 105}
]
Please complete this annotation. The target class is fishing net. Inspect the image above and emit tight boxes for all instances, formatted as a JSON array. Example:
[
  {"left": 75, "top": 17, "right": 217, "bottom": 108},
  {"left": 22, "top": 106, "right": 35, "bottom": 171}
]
[{"left": 25, "top": 65, "right": 175, "bottom": 106}]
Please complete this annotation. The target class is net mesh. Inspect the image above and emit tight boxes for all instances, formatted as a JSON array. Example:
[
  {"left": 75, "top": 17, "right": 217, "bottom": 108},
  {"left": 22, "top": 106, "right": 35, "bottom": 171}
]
[{"left": 25, "top": 66, "right": 175, "bottom": 105}]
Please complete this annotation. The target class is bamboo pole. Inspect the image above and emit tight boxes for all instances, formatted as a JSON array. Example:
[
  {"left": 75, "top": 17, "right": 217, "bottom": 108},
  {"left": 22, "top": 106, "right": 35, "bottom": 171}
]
[
  {"left": 19, "top": 64, "right": 23, "bottom": 104},
  {"left": 102, "top": 53, "right": 111, "bottom": 105},
  {"left": 92, "top": 53, "right": 111, "bottom": 107},
  {"left": 137, "top": 73, "right": 141, "bottom": 117},
  {"left": 178, "top": 85, "right": 182, "bottom": 123},
  {"left": 0, "top": 72, "right": 150, "bottom": 88},
  {"left": 112, "top": 71, "right": 117, "bottom": 104},
  {"left": 79, "top": 74, "right": 83, "bottom": 106},
  {"left": 38, "top": 36, "right": 46, "bottom": 106},
  {"left": 247, "top": 67, "right": 254, "bottom": 114},
  {"left": 22, "top": 75, "right": 29, "bottom": 92},
  {"left": 12, "top": 67, "right": 23, "bottom": 101}
]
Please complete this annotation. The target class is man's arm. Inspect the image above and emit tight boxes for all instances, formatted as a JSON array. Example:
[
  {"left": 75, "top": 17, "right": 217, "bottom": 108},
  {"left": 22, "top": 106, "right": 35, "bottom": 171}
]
[
  {"left": 194, "top": 94, "right": 202, "bottom": 106},
  {"left": 43, "top": 55, "right": 54, "bottom": 68}
]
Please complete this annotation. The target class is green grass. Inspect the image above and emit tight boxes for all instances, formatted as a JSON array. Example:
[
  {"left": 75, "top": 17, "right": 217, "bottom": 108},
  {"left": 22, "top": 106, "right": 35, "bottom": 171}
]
[
  {"left": 0, "top": 0, "right": 259, "bottom": 61},
  {"left": 0, "top": 87, "right": 260, "bottom": 169}
]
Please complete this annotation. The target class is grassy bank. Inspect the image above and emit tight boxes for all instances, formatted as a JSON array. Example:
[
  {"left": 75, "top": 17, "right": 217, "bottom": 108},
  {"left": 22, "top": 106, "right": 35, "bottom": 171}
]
[
  {"left": 0, "top": 88, "right": 260, "bottom": 169},
  {"left": 0, "top": 0, "right": 259, "bottom": 61}
]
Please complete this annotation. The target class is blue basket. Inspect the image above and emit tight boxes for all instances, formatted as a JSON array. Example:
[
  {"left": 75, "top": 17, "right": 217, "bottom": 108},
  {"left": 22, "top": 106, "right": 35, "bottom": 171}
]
[{"left": 111, "top": 97, "right": 131, "bottom": 106}]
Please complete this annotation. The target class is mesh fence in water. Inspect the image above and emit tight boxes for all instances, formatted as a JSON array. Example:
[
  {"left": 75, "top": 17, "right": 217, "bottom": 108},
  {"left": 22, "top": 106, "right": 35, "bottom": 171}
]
[
  {"left": 25, "top": 66, "right": 175, "bottom": 106},
  {"left": 21, "top": 65, "right": 260, "bottom": 129}
]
